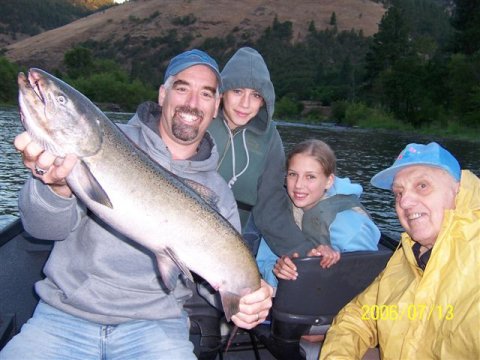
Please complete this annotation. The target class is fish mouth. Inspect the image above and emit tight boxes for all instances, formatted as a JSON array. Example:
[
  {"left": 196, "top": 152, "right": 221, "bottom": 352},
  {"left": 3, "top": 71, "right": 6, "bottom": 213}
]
[
  {"left": 18, "top": 70, "right": 46, "bottom": 124},
  {"left": 25, "top": 70, "right": 46, "bottom": 103}
]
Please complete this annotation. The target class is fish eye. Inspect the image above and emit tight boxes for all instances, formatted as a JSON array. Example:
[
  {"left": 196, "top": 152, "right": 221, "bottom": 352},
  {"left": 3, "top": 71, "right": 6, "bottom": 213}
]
[{"left": 57, "top": 95, "right": 67, "bottom": 104}]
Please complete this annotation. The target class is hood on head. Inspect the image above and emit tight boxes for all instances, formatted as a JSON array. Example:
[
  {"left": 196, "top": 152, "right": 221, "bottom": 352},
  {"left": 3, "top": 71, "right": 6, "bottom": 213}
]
[
  {"left": 327, "top": 177, "right": 363, "bottom": 197},
  {"left": 220, "top": 47, "right": 275, "bottom": 132}
]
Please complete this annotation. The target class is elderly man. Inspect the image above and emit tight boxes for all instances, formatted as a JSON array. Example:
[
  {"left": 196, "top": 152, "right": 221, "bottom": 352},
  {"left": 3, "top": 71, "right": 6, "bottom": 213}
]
[
  {"left": 319, "top": 142, "right": 479, "bottom": 359},
  {"left": 1, "top": 49, "right": 273, "bottom": 360}
]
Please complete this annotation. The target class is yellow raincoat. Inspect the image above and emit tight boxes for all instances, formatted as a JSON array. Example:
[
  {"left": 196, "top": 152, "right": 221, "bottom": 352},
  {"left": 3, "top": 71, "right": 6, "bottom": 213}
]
[{"left": 320, "top": 170, "right": 480, "bottom": 360}]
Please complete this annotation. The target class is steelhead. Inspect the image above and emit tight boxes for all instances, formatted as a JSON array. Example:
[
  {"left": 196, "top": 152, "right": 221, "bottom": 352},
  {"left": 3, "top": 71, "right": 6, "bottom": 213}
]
[{"left": 17, "top": 68, "right": 260, "bottom": 320}]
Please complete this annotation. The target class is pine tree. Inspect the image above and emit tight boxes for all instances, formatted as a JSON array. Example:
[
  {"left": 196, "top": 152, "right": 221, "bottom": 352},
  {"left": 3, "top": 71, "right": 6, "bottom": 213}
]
[{"left": 451, "top": 0, "right": 480, "bottom": 55}]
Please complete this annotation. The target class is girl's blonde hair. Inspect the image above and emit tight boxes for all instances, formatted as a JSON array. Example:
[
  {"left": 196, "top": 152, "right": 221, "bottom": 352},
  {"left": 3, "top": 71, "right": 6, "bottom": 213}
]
[{"left": 287, "top": 139, "right": 336, "bottom": 177}]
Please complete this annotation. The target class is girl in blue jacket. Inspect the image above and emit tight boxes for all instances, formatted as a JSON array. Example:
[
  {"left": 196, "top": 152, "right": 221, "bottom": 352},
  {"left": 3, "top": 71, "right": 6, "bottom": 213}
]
[{"left": 258, "top": 139, "right": 380, "bottom": 287}]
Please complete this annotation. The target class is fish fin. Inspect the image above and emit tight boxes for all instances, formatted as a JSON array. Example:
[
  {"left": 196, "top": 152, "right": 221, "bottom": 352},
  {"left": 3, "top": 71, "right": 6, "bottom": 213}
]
[
  {"left": 156, "top": 248, "right": 194, "bottom": 291},
  {"left": 219, "top": 290, "right": 242, "bottom": 322},
  {"left": 75, "top": 161, "right": 113, "bottom": 208},
  {"left": 183, "top": 178, "right": 219, "bottom": 210}
]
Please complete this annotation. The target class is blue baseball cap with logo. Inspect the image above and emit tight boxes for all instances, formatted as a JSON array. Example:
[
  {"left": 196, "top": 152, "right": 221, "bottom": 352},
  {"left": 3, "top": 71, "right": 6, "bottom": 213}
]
[
  {"left": 371, "top": 142, "right": 461, "bottom": 190},
  {"left": 164, "top": 49, "right": 221, "bottom": 86}
]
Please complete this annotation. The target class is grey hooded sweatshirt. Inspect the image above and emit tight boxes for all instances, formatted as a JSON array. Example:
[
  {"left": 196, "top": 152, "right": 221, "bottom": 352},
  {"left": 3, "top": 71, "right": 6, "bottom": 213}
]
[
  {"left": 18, "top": 101, "right": 240, "bottom": 325},
  {"left": 208, "top": 47, "right": 313, "bottom": 256}
]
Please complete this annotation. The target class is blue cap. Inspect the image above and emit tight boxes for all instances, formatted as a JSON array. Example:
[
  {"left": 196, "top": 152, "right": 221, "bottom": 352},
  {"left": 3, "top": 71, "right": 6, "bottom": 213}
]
[
  {"left": 371, "top": 142, "right": 461, "bottom": 190},
  {"left": 164, "top": 49, "right": 221, "bottom": 85}
]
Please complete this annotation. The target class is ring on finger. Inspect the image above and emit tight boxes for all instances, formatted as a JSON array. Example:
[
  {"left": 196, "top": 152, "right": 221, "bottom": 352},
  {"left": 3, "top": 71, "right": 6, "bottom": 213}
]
[
  {"left": 256, "top": 313, "right": 260, "bottom": 322},
  {"left": 35, "top": 165, "right": 48, "bottom": 176}
]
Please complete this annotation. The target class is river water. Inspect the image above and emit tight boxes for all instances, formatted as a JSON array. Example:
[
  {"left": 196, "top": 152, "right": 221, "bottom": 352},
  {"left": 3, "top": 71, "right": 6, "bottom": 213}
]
[{"left": 1, "top": 106, "right": 479, "bottom": 241}]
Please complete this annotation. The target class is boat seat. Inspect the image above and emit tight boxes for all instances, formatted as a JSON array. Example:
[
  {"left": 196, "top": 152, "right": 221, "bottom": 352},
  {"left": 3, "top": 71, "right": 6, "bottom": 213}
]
[{"left": 252, "top": 243, "right": 394, "bottom": 359}]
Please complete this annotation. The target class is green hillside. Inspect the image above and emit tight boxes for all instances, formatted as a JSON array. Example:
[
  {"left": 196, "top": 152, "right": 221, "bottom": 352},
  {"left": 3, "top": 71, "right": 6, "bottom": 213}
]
[{"left": 0, "top": 0, "right": 479, "bottom": 140}]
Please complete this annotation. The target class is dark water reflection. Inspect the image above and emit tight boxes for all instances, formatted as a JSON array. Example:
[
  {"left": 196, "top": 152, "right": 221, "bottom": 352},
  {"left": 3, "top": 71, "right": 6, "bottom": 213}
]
[
  {"left": 1, "top": 108, "right": 479, "bottom": 242},
  {"left": 0, "top": 107, "right": 30, "bottom": 227}
]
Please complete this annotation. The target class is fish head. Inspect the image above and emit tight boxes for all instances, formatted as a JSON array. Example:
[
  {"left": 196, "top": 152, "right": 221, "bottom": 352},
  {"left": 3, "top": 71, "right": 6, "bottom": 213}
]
[{"left": 17, "top": 68, "right": 103, "bottom": 158}]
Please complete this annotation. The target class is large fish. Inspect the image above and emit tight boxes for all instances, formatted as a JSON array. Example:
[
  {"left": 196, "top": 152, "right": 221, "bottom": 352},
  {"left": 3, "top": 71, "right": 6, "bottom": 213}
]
[{"left": 17, "top": 68, "right": 260, "bottom": 320}]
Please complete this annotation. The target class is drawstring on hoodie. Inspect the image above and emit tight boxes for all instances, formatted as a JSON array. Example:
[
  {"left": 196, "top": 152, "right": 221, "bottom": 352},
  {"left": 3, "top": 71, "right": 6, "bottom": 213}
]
[{"left": 226, "top": 124, "right": 250, "bottom": 188}]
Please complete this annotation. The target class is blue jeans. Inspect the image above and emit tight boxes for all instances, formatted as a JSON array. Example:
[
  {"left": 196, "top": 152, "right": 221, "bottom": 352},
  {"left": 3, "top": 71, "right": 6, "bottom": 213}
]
[{"left": 0, "top": 301, "right": 195, "bottom": 360}]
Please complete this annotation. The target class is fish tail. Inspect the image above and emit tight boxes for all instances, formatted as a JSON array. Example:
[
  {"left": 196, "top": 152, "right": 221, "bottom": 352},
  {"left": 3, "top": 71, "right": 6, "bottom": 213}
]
[
  {"left": 224, "top": 325, "right": 239, "bottom": 353},
  {"left": 219, "top": 290, "right": 242, "bottom": 322}
]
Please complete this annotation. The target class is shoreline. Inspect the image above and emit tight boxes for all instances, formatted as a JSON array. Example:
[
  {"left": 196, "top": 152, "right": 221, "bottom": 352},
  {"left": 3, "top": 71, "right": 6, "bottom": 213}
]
[{"left": 2, "top": 104, "right": 478, "bottom": 143}]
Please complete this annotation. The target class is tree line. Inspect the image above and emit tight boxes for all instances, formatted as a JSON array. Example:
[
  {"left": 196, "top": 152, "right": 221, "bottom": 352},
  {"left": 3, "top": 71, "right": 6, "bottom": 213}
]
[{"left": 0, "top": 0, "right": 478, "bottom": 137}]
